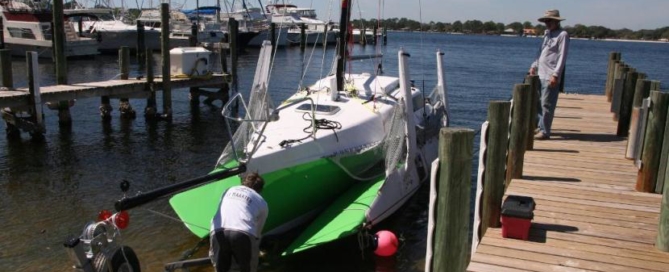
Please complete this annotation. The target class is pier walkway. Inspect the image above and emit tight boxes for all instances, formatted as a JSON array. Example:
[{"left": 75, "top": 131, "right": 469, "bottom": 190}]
[
  {"left": 468, "top": 93, "right": 669, "bottom": 271},
  {"left": 0, "top": 74, "right": 229, "bottom": 109}
]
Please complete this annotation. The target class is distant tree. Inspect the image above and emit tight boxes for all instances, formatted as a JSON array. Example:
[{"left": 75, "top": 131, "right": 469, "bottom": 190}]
[
  {"left": 523, "top": 21, "right": 533, "bottom": 29},
  {"left": 483, "top": 21, "right": 497, "bottom": 33},
  {"left": 452, "top": 20, "right": 463, "bottom": 32},
  {"left": 507, "top": 22, "right": 523, "bottom": 33},
  {"left": 496, "top": 22, "right": 505, "bottom": 33},
  {"left": 434, "top": 22, "right": 446, "bottom": 32},
  {"left": 534, "top": 24, "right": 546, "bottom": 35},
  {"left": 463, "top": 20, "right": 483, "bottom": 33}
]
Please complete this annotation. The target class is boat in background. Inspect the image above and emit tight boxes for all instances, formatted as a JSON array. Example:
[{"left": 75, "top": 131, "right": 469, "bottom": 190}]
[
  {"left": 136, "top": 8, "right": 226, "bottom": 48},
  {"left": 64, "top": 8, "right": 162, "bottom": 52},
  {"left": 265, "top": 1, "right": 336, "bottom": 45},
  {"left": 0, "top": 1, "right": 99, "bottom": 58}
]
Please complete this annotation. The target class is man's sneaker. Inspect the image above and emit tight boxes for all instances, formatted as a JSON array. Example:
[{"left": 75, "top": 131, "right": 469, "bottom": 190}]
[
  {"left": 534, "top": 128, "right": 541, "bottom": 134},
  {"left": 534, "top": 132, "right": 549, "bottom": 140}
]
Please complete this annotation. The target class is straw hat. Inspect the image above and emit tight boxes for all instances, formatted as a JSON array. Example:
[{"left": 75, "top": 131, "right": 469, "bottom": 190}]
[{"left": 538, "top": 9, "right": 565, "bottom": 22}]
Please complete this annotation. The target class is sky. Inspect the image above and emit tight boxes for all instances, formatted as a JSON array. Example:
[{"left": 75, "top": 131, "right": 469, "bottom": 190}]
[{"left": 120, "top": 0, "right": 668, "bottom": 30}]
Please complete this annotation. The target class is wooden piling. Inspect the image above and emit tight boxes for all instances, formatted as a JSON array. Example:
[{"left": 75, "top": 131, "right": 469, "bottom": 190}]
[
  {"left": 118, "top": 47, "right": 136, "bottom": 119},
  {"left": 0, "top": 49, "right": 12, "bottom": 88},
  {"left": 611, "top": 64, "right": 628, "bottom": 120},
  {"left": 300, "top": 23, "right": 306, "bottom": 51},
  {"left": 52, "top": 0, "right": 71, "bottom": 126},
  {"left": 144, "top": 49, "right": 157, "bottom": 118},
  {"left": 136, "top": 20, "right": 146, "bottom": 63},
  {"left": 659, "top": 166, "right": 669, "bottom": 251},
  {"left": 658, "top": 107, "right": 669, "bottom": 194},
  {"left": 373, "top": 25, "right": 378, "bottom": 45},
  {"left": 626, "top": 79, "right": 652, "bottom": 159},
  {"left": 383, "top": 26, "right": 387, "bottom": 45},
  {"left": 506, "top": 84, "right": 531, "bottom": 187},
  {"left": 525, "top": 75, "right": 539, "bottom": 151},
  {"left": 27, "top": 52, "right": 44, "bottom": 137},
  {"left": 0, "top": 17, "right": 4, "bottom": 49},
  {"left": 360, "top": 28, "right": 367, "bottom": 46},
  {"left": 190, "top": 22, "right": 198, "bottom": 47},
  {"left": 322, "top": 24, "right": 328, "bottom": 46},
  {"left": 270, "top": 22, "right": 276, "bottom": 51},
  {"left": 636, "top": 91, "right": 669, "bottom": 193},
  {"left": 160, "top": 3, "right": 172, "bottom": 119},
  {"left": 432, "top": 128, "right": 474, "bottom": 272},
  {"left": 651, "top": 80, "right": 662, "bottom": 91},
  {"left": 605, "top": 52, "right": 621, "bottom": 101},
  {"left": 482, "top": 101, "right": 511, "bottom": 231},
  {"left": 230, "top": 18, "right": 239, "bottom": 114},
  {"left": 617, "top": 71, "right": 639, "bottom": 137},
  {"left": 1, "top": 48, "right": 18, "bottom": 137}
]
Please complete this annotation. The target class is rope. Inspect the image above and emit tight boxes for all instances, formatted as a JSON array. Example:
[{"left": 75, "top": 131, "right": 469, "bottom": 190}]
[{"left": 279, "top": 112, "right": 342, "bottom": 147}]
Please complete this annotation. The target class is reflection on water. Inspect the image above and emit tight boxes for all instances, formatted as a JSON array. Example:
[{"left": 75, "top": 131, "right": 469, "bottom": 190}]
[{"left": 1, "top": 32, "right": 669, "bottom": 271}]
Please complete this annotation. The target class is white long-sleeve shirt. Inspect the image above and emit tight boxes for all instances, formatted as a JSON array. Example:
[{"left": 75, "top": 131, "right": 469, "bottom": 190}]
[
  {"left": 211, "top": 185, "right": 268, "bottom": 239},
  {"left": 531, "top": 28, "right": 570, "bottom": 82}
]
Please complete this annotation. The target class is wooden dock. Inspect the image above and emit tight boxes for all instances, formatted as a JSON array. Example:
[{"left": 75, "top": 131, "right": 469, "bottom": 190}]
[
  {"left": 467, "top": 93, "right": 669, "bottom": 271},
  {"left": 0, "top": 75, "right": 229, "bottom": 109}
]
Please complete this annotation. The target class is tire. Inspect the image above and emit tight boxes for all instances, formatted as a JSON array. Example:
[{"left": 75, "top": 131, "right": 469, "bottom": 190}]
[{"left": 93, "top": 245, "right": 141, "bottom": 272}]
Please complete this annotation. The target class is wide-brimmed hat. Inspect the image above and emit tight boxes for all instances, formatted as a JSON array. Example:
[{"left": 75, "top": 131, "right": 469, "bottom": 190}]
[{"left": 538, "top": 9, "right": 565, "bottom": 22}]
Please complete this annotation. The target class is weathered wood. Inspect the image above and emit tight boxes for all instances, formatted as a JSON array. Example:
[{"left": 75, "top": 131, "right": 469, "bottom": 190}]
[
  {"left": 482, "top": 101, "right": 511, "bottom": 230},
  {"left": 52, "top": 0, "right": 72, "bottom": 126},
  {"left": 145, "top": 49, "right": 157, "bottom": 118},
  {"left": 651, "top": 80, "right": 661, "bottom": 91},
  {"left": 26, "top": 52, "right": 44, "bottom": 136},
  {"left": 161, "top": 3, "right": 172, "bottom": 119},
  {"left": 605, "top": 52, "right": 621, "bottom": 101},
  {"left": 230, "top": 18, "right": 239, "bottom": 114},
  {"left": 469, "top": 93, "right": 669, "bottom": 272},
  {"left": 525, "top": 75, "right": 540, "bottom": 151},
  {"left": 0, "top": 49, "right": 12, "bottom": 88},
  {"left": 300, "top": 23, "right": 306, "bottom": 51},
  {"left": 658, "top": 102, "right": 669, "bottom": 194},
  {"left": 636, "top": 91, "right": 669, "bottom": 193},
  {"left": 611, "top": 63, "right": 627, "bottom": 119},
  {"left": 373, "top": 25, "right": 378, "bottom": 45},
  {"left": 0, "top": 17, "right": 4, "bottom": 49},
  {"left": 626, "top": 79, "right": 652, "bottom": 159},
  {"left": 190, "top": 22, "right": 198, "bottom": 47},
  {"left": 270, "top": 22, "right": 276, "bottom": 51},
  {"left": 383, "top": 26, "right": 387, "bottom": 45},
  {"left": 360, "top": 28, "right": 367, "bottom": 46},
  {"left": 506, "top": 84, "right": 531, "bottom": 186},
  {"left": 659, "top": 150, "right": 669, "bottom": 251},
  {"left": 432, "top": 128, "right": 474, "bottom": 272},
  {"left": 118, "top": 47, "right": 135, "bottom": 119},
  {"left": 136, "top": 20, "right": 146, "bottom": 63},
  {"left": 617, "top": 71, "right": 638, "bottom": 136}
]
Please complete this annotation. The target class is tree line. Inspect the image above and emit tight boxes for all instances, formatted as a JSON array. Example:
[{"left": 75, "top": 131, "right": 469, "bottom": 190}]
[{"left": 353, "top": 18, "right": 669, "bottom": 40}]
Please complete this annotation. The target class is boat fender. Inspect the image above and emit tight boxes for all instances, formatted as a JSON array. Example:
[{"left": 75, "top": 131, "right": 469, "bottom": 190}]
[{"left": 373, "top": 230, "right": 398, "bottom": 257}]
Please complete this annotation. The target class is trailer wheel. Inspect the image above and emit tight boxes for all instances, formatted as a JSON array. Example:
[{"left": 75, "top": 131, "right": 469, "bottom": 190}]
[{"left": 93, "top": 245, "right": 141, "bottom": 272}]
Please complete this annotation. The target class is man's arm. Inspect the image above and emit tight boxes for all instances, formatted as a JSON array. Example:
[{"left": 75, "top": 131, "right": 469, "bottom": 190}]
[{"left": 553, "top": 30, "right": 570, "bottom": 80}]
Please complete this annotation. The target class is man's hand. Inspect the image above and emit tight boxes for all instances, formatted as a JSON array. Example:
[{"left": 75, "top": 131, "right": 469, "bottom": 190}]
[
  {"left": 549, "top": 75, "right": 558, "bottom": 87},
  {"left": 528, "top": 67, "right": 536, "bottom": 76}
]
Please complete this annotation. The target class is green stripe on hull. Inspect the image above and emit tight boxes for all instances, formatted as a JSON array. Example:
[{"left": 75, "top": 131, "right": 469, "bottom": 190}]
[
  {"left": 282, "top": 176, "right": 385, "bottom": 256},
  {"left": 169, "top": 158, "right": 372, "bottom": 238}
]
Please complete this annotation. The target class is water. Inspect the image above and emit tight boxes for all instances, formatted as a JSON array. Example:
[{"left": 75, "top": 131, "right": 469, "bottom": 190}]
[{"left": 1, "top": 32, "right": 668, "bottom": 271}]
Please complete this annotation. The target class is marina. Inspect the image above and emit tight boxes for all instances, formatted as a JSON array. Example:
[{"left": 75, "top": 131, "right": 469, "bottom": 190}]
[{"left": 0, "top": 7, "right": 669, "bottom": 271}]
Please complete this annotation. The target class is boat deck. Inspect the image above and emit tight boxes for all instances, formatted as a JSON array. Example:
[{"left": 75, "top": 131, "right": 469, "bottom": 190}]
[{"left": 468, "top": 94, "right": 669, "bottom": 271}]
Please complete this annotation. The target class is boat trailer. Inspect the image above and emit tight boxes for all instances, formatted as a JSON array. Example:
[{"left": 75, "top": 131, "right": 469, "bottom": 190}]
[{"left": 63, "top": 165, "right": 246, "bottom": 272}]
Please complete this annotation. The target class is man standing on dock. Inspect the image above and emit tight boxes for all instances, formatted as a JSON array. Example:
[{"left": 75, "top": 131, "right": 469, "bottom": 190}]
[
  {"left": 210, "top": 172, "right": 269, "bottom": 272},
  {"left": 529, "top": 9, "right": 570, "bottom": 140}
]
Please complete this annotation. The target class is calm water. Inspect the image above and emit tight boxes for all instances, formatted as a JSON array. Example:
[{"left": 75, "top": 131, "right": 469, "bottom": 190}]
[{"left": 1, "top": 32, "right": 668, "bottom": 271}]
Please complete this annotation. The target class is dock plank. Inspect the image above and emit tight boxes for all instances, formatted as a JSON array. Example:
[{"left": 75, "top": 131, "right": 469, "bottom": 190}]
[
  {"left": 467, "top": 94, "right": 669, "bottom": 272},
  {"left": 0, "top": 75, "right": 229, "bottom": 108}
]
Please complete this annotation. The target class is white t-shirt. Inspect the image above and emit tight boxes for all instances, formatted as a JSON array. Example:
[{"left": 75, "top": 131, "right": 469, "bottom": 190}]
[{"left": 210, "top": 185, "right": 268, "bottom": 238}]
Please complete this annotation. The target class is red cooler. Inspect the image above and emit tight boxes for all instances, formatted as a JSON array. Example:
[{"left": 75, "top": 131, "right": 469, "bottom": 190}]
[{"left": 501, "top": 195, "right": 535, "bottom": 240}]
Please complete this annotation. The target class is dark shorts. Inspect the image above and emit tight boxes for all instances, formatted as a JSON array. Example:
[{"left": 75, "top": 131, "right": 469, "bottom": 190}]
[{"left": 210, "top": 229, "right": 259, "bottom": 272}]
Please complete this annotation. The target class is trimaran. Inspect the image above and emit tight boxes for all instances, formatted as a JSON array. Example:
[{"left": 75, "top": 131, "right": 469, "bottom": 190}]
[{"left": 64, "top": 0, "right": 449, "bottom": 270}]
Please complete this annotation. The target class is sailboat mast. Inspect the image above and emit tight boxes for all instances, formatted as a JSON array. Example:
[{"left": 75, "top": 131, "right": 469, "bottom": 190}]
[{"left": 336, "top": 0, "right": 351, "bottom": 94}]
